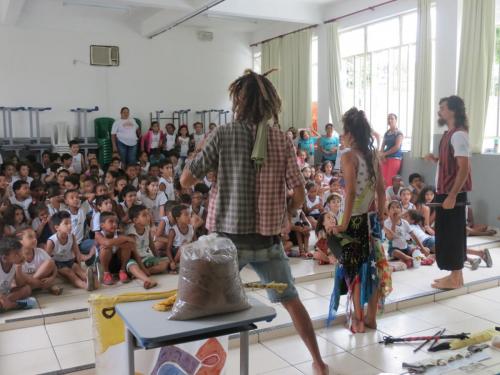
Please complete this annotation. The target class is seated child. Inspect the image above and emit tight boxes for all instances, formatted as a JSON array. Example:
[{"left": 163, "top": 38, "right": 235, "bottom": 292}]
[
  {"left": 118, "top": 185, "right": 138, "bottom": 225},
  {"left": 17, "top": 228, "right": 62, "bottom": 295},
  {"left": 404, "top": 210, "right": 436, "bottom": 254},
  {"left": 138, "top": 151, "right": 150, "bottom": 176},
  {"left": 466, "top": 206, "right": 496, "bottom": 236},
  {"left": 165, "top": 205, "right": 196, "bottom": 273},
  {"left": 46, "top": 184, "right": 66, "bottom": 216},
  {"left": 303, "top": 182, "right": 324, "bottom": 229},
  {"left": 324, "top": 193, "right": 343, "bottom": 222},
  {"left": 408, "top": 173, "right": 424, "bottom": 202},
  {"left": 313, "top": 212, "right": 337, "bottom": 265},
  {"left": 140, "top": 176, "right": 167, "bottom": 225},
  {"left": 385, "top": 175, "right": 403, "bottom": 203},
  {"left": 190, "top": 191, "right": 207, "bottom": 237},
  {"left": 155, "top": 201, "right": 177, "bottom": 255},
  {"left": 46, "top": 212, "right": 94, "bottom": 290},
  {"left": 30, "top": 203, "right": 53, "bottom": 249},
  {"left": 0, "top": 237, "right": 35, "bottom": 311},
  {"left": 126, "top": 205, "right": 170, "bottom": 288},
  {"left": 94, "top": 212, "right": 134, "bottom": 285},
  {"left": 10, "top": 180, "right": 33, "bottom": 221},
  {"left": 91, "top": 195, "right": 114, "bottom": 237},
  {"left": 289, "top": 208, "right": 312, "bottom": 257},
  {"left": 64, "top": 189, "right": 95, "bottom": 266},
  {"left": 384, "top": 201, "right": 432, "bottom": 268},
  {"left": 158, "top": 161, "right": 175, "bottom": 201},
  {"left": 415, "top": 186, "right": 436, "bottom": 234},
  {"left": 4, "top": 204, "right": 29, "bottom": 236},
  {"left": 399, "top": 188, "right": 415, "bottom": 213}
]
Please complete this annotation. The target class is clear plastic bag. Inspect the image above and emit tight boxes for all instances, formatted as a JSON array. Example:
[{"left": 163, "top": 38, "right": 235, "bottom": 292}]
[{"left": 169, "top": 234, "right": 250, "bottom": 321}]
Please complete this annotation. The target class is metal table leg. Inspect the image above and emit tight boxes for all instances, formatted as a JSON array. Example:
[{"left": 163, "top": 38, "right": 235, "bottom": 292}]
[
  {"left": 125, "top": 328, "right": 135, "bottom": 375},
  {"left": 240, "top": 330, "right": 249, "bottom": 375}
]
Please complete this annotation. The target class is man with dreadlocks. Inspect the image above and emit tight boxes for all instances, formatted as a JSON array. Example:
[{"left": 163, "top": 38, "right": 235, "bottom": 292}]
[{"left": 181, "top": 69, "right": 329, "bottom": 374}]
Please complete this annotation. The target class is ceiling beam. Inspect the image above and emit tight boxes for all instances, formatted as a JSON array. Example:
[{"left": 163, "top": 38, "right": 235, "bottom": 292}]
[
  {"left": 1, "top": 0, "right": 26, "bottom": 25},
  {"left": 140, "top": 0, "right": 322, "bottom": 37}
]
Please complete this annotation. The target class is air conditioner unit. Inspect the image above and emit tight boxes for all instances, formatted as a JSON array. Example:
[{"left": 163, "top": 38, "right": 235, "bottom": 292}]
[
  {"left": 197, "top": 31, "right": 213, "bottom": 41},
  {"left": 90, "top": 45, "right": 119, "bottom": 66}
]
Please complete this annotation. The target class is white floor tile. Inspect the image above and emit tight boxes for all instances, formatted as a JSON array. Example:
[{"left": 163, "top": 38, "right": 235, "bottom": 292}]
[
  {"left": 472, "top": 286, "right": 500, "bottom": 302},
  {"left": 0, "top": 325, "right": 51, "bottom": 355},
  {"left": 349, "top": 340, "right": 433, "bottom": 374},
  {"left": 295, "top": 351, "right": 380, "bottom": 375},
  {"left": 54, "top": 340, "right": 95, "bottom": 369},
  {"left": 0, "top": 348, "right": 60, "bottom": 374},
  {"left": 439, "top": 316, "right": 496, "bottom": 334},
  {"left": 317, "top": 325, "right": 386, "bottom": 351},
  {"left": 298, "top": 278, "right": 334, "bottom": 297},
  {"left": 261, "top": 334, "right": 343, "bottom": 365},
  {"left": 301, "top": 297, "right": 331, "bottom": 320},
  {"left": 375, "top": 311, "right": 435, "bottom": 337},
  {"left": 437, "top": 293, "right": 500, "bottom": 315},
  {"left": 46, "top": 318, "right": 93, "bottom": 346},
  {"left": 259, "top": 366, "right": 304, "bottom": 375},
  {"left": 399, "top": 303, "right": 472, "bottom": 326},
  {"left": 226, "top": 343, "right": 290, "bottom": 375},
  {"left": 478, "top": 308, "right": 500, "bottom": 325}
]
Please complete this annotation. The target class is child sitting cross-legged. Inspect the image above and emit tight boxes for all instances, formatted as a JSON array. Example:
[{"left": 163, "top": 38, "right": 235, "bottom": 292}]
[
  {"left": 155, "top": 201, "right": 177, "bottom": 256},
  {"left": 165, "top": 204, "right": 196, "bottom": 273},
  {"left": 94, "top": 212, "right": 134, "bottom": 285},
  {"left": 0, "top": 237, "right": 36, "bottom": 312},
  {"left": 313, "top": 212, "right": 337, "bottom": 265},
  {"left": 46, "top": 211, "right": 95, "bottom": 291},
  {"left": 16, "top": 228, "right": 62, "bottom": 295},
  {"left": 384, "top": 200, "right": 433, "bottom": 268},
  {"left": 126, "top": 205, "right": 169, "bottom": 288}
]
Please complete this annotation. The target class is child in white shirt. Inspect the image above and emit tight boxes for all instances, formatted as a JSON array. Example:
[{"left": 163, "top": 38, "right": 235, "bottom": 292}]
[
  {"left": 17, "top": 228, "right": 62, "bottom": 295},
  {"left": 165, "top": 205, "right": 195, "bottom": 272},
  {"left": 140, "top": 176, "right": 167, "bottom": 224},
  {"left": 0, "top": 237, "right": 35, "bottom": 311},
  {"left": 384, "top": 201, "right": 431, "bottom": 268}
]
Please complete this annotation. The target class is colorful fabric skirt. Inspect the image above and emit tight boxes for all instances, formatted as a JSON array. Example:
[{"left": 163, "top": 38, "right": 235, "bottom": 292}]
[{"left": 327, "top": 212, "right": 392, "bottom": 325}]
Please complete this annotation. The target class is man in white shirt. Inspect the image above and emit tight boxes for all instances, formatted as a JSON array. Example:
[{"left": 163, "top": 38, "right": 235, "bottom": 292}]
[{"left": 425, "top": 96, "right": 472, "bottom": 290}]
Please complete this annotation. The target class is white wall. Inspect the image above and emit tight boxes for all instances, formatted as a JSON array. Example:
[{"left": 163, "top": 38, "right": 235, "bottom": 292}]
[{"left": 0, "top": 2, "right": 252, "bottom": 138}]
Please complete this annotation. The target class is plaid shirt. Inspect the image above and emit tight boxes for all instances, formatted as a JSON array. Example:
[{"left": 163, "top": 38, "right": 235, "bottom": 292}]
[{"left": 189, "top": 122, "right": 305, "bottom": 236}]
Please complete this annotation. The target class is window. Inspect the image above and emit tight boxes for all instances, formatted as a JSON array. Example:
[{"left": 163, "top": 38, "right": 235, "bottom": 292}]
[
  {"left": 339, "top": 9, "right": 435, "bottom": 150},
  {"left": 312, "top": 35, "right": 319, "bottom": 130},
  {"left": 484, "top": 24, "right": 500, "bottom": 153},
  {"left": 253, "top": 49, "right": 261, "bottom": 74}
]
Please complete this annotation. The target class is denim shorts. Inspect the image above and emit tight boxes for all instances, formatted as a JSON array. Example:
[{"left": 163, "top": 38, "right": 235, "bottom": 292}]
[
  {"left": 221, "top": 233, "right": 298, "bottom": 303},
  {"left": 423, "top": 237, "right": 436, "bottom": 251},
  {"left": 388, "top": 246, "right": 411, "bottom": 258},
  {"left": 55, "top": 259, "right": 75, "bottom": 269}
]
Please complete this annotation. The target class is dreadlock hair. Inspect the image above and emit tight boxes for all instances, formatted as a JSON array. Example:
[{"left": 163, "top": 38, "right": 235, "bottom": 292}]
[
  {"left": 342, "top": 107, "right": 377, "bottom": 185},
  {"left": 229, "top": 69, "right": 282, "bottom": 125}
]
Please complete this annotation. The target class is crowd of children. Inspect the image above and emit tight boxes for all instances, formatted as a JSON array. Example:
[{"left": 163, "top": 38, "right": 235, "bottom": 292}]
[
  {"left": 0, "top": 122, "right": 214, "bottom": 312},
  {"left": 285, "top": 127, "right": 495, "bottom": 272},
  {"left": 0, "top": 121, "right": 496, "bottom": 312}
]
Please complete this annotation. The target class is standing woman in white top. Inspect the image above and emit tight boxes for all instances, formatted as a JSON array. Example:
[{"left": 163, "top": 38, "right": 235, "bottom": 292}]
[
  {"left": 111, "top": 107, "right": 141, "bottom": 166},
  {"left": 325, "top": 108, "right": 390, "bottom": 334}
]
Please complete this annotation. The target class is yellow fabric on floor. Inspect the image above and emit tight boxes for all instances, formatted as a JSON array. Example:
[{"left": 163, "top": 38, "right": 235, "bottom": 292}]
[
  {"left": 449, "top": 328, "right": 500, "bottom": 350},
  {"left": 89, "top": 290, "right": 176, "bottom": 354}
]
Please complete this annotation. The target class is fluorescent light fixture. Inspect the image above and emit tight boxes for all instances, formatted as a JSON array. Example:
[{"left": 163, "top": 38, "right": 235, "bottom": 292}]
[
  {"left": 204, "top": 13, "right": 258, "bottom": 24},
  {"left": 63, "top": 0, "right": 131, "bottom": 12}
]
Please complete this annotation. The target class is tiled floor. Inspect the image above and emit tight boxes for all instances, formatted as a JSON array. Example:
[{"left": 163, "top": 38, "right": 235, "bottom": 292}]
[{"left": 0, "top": 237, "right": 499, "bottom": 374}]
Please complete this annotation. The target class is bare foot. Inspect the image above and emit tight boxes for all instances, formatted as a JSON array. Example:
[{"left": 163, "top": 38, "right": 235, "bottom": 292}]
[
  {"left": 431, "top": 279, "right": 463, "bottom": 290},
  {"left": 348, "top": 317, "right": 365, "bottom": 333},
  {"left": 364, "top": 319, "right": 377, "bottom": 330},
  {"left": 312, "top": 362, "right": 329, "bottom": 375},
  {"left": 434, "top": 274, "right": 451, "bottom": 282},
  {"left": 143, "top": 280, "right": 158, "bottom": 289},
  {"left": 49, "top": 285, "right": 63, "bottom": 296}
]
